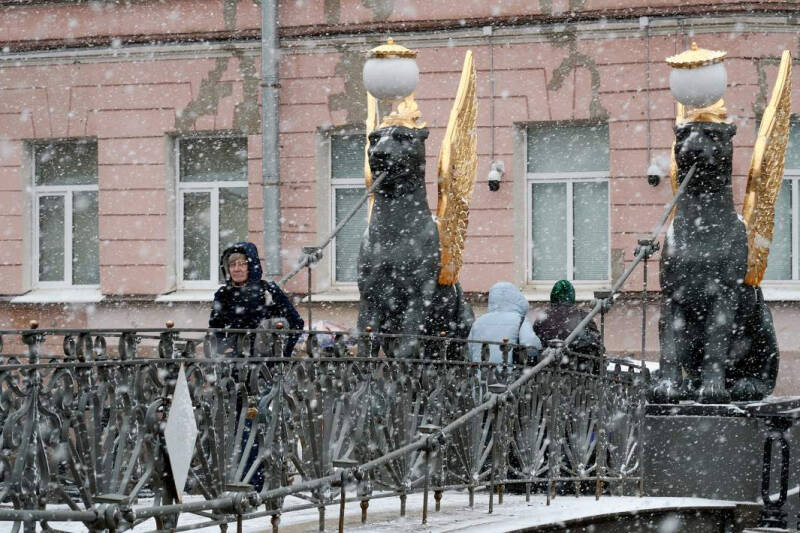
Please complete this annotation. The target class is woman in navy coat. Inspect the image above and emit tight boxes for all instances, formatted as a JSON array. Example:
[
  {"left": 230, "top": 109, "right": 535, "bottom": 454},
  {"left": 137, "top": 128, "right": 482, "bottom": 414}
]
[{"left": 209, "top": 241, "right": 304, "bottom": 357}]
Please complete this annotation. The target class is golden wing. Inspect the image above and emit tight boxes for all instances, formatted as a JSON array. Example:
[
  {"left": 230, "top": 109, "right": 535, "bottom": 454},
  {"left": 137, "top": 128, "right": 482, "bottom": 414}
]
[
  {"left": 436, "top": 50, "right": 478, "bottom": 286},
  {"left": 669, "top": 102, "right": 686, "bottom": 195},
  {"left": 364, "top": 93, "right": 379, "bottom": 221},
  {"left": 743, "top": 51, "right": 792, "bottom": 287}
]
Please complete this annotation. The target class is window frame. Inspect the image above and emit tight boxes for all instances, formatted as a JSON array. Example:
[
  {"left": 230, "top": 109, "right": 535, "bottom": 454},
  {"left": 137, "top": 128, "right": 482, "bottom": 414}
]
[
  {"left": 174, "top": 134, "right": 249, "bottom": 290},
  {"left": 763, "top": 170, "right": 800, "bottom": 283},
  {"left": 327, "top": 128, "right": 367, "bottom": 287},
  {"left": 759, "top": 119, "right": 800, "bottom": 297},
  {"left": 789, "top": 169, "right": 800, "bottom": 282},
  {"left": 524, "top": 122, "right": 611, "bottom": 288},
  {"left": 31, "top": 139, "right": 99, "bottom": 289}
]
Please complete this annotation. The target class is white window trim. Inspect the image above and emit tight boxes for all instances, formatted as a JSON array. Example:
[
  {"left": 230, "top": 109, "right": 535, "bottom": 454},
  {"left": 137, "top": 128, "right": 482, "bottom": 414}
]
[
  {"left": 175, "top": 136, "right": 248, "bottom": 290},
  {"left": 31, "top": 147, "right": 99, "bottom": 290},
  {"left": 525, "top": 171, "right": 611, "bottom": 289},
  {"left": 11, "top": 288, "right": 103, "bottom": 304}
]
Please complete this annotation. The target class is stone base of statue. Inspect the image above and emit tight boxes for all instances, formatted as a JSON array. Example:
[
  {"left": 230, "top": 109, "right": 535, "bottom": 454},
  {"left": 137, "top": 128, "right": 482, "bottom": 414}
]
[{"left": 643, "top": 399, "right": 800, "bottom": 529}]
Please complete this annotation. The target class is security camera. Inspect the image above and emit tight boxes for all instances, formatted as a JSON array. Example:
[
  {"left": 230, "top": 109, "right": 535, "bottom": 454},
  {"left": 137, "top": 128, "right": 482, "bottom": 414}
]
[
  {"left": 647, "top": 159, "right": 666, "bottom": 187},
  {"left": 488, "top": 161, "right": 504, "bottom": 192}
]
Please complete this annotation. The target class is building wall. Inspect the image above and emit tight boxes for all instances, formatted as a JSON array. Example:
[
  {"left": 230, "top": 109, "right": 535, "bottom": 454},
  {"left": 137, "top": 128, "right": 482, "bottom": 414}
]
[{"left": 2, "top": 1, "right": 800, "bottom": 387}]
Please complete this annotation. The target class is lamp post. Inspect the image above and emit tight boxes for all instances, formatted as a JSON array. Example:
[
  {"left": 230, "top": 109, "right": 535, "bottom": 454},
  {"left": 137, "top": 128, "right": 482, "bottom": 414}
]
[{"left": 282, "top": 39, "right": 423, "bottom": 315}]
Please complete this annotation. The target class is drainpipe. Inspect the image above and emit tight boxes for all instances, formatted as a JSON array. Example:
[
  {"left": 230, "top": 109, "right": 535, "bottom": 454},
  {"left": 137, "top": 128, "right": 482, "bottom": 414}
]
[{"left": 261, "top": 0, "right": 282, "bottom": 276}]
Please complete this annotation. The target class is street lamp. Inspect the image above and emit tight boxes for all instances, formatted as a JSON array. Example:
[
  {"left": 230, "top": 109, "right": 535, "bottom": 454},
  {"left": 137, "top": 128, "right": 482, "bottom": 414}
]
[
  {"left": 666, "top": 42, "right": 727, "bottom": 109},
  {"left": 362, "top": 38, "right": 419, "bottom": 102}
]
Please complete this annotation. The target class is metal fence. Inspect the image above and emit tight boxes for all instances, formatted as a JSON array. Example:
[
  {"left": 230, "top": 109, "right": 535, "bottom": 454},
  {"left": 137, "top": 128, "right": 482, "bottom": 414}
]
[{"left": 0, "top": 325, "right": 646, "bottom": 532}]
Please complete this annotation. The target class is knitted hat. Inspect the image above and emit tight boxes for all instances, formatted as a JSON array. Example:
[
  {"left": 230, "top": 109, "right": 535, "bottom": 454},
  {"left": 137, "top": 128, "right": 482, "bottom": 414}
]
[{"left": 550, "top": 279, "right": 575, "bottom": 304}]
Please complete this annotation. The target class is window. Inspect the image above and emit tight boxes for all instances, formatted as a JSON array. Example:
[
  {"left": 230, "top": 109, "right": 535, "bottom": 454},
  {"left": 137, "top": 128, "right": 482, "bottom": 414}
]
[
  {"left": 177, "top": 136, "right": 248, "bottom": 287},
  {"left": 764, "top": 121, "right": 800, "bottom": 281},
  {"left": 330, "top": 132, "right": 368, "bottom": 283},
  {"left": 526, "top": 123, "right": 609, "bottom": 282},
  {"left": 33, "top": 139, "right": 99, "bottom": 287}
]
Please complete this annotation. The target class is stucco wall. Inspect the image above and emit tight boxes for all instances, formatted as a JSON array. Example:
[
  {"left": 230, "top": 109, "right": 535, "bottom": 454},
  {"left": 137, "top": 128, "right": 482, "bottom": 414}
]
[
  {"left": 2, "top": 1, "right": 800, "bottom": 390},
  {"left": 2, "top": 9, "right": 799, "bottom": 296}
]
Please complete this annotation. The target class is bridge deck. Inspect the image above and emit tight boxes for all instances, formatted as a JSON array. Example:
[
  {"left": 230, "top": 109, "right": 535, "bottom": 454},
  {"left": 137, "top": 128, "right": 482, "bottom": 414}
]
[{"left": 39, "top": 493, "right": 760, "bottom": 532}]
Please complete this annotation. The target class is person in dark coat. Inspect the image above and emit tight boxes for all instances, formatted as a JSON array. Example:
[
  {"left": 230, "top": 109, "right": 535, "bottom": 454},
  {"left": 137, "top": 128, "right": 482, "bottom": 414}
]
[
  {"left": 209, "top": 241, "right": 304, "bottom": 357},
  {"left": 209, "top": 242, "right": 303, "bottom": 493},
  {"left": 532, "top": 279, "right": 602, "bottom": 355}
]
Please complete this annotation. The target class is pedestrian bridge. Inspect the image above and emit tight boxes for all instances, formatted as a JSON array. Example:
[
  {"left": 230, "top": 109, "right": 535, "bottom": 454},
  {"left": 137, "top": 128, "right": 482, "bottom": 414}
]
[{"left": 0, "top": 324, "right": 645, "bottom": 532}]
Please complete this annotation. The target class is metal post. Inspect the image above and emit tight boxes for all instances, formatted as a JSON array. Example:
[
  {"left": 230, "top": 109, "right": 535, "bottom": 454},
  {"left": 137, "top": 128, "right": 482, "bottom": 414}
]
[
  {"left": 638, "top": 358, "right": 646, "bottom": 497},
  {"left": 422, "top": 442, "right": 430, "bottom": 524},
  {"left": 338, "top": 472, "right": 346, "bottom": 533},
  {"left": 634, "top": 238, "right": 658, "bottom": 363},
  {"left": 760, "top": 417, "right": 791, "bottom": 528},
  {"left": 261, "top": 0, "right": 282, "bottom": 275},
  {"left": 641, "top": 255, "right": 647, "bottom": 361},
  {"left": 594, "top": 290, "right": 610, "bottom": 347},
  {"left": 307, "top": 261, "right": 313, "bottom": 333},
  {"left": 489, "top": 402, "right": 497, "bottom": 514}
]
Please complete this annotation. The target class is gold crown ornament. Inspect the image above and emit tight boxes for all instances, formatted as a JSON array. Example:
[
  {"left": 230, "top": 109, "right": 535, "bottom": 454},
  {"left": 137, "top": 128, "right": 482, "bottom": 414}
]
[{"left": 666, "top": 42, "right": 726, "bottom": 69}]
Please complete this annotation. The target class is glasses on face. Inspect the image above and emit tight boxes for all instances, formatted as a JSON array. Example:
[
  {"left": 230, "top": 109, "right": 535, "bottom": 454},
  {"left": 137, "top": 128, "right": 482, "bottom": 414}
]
[{"left": 229, "top": 260, "right": 248, "bottom": 269}]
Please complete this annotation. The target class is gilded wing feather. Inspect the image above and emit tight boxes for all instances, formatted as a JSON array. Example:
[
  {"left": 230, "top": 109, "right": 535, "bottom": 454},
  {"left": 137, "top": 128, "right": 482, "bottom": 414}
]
[
  {"left": 364, "top": 93, "right": 379, "bottom": 221},
  {"left": 743, "top": 51, "right": 792, "bottom": 287},
  {"left": 436, "top": 50, "right": 478, "bottom": 285},
  {"left": 669, "top": 102, "right": 686, "bottom": 195}
]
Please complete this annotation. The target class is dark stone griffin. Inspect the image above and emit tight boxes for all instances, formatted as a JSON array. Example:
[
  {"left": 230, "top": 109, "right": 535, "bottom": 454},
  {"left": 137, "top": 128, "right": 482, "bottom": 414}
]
[
  {"left": 356, "top": 126, "right": 474, "bottom": 358},
  {"left": 648, "top": 121, "right": 780, "bottom": 404}
]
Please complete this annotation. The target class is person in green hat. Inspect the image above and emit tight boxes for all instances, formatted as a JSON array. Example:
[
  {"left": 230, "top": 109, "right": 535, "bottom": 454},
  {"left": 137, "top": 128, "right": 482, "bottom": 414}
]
[{"left": 532, "top": 279, "right": 602, "bottom": 355}]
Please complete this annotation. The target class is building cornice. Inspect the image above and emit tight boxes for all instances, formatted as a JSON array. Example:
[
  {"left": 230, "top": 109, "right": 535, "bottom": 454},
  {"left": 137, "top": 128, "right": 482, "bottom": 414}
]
[{"left": 1, "top": 12, "right": 797, "bottom": 66}]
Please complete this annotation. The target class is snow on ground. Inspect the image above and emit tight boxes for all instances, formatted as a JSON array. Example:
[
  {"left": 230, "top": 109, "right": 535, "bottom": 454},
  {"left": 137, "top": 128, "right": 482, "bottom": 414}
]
[{"left": 13, "top": 491, "right": 749, "bottom": 532}]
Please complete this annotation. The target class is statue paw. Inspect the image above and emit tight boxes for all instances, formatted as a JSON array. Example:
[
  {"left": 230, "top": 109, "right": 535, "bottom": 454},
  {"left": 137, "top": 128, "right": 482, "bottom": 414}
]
[
  {"left": 697, "top": 381, "right": 731, "bottom": 404},
  {"left": 730, "top": 377, "right": 768, "bottom": 402},
  {"left": 647, "top": 378, "right": 682, "bottom": 404},
  {"left": 678, "top": 378, "right": 700, "bottom": 401}
]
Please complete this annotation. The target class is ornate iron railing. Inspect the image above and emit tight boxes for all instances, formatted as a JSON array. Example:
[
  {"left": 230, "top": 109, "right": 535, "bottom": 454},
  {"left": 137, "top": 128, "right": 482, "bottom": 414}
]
[
  {"left": 0, "top": 164, "right": 693, "bottom": 533},
  {"left": 0, "top": 325, "right": 646, "bottom": 532}
]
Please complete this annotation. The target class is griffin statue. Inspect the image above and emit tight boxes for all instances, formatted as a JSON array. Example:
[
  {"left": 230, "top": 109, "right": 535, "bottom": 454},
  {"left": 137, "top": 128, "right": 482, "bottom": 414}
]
[
  {"left": 357, "top": 46, "right": 478, "bottom": 358},
  {"left": 649, "top": 48, "right": 792, "bottom": 404}
]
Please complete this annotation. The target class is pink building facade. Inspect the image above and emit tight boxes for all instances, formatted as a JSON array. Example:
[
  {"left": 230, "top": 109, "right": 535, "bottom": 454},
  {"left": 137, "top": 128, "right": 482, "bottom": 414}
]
[{"left": 2, "top": 1, "right": 800, "bottom": 389}]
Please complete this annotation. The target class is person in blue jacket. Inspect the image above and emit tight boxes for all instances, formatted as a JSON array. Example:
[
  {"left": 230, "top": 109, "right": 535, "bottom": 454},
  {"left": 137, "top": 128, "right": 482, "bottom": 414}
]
[
  {"left": 468, "top": 282, "right": 542, "bottom": 364},
  {"left": 209, "top": 241, "right": 304, "bottom": 357}
]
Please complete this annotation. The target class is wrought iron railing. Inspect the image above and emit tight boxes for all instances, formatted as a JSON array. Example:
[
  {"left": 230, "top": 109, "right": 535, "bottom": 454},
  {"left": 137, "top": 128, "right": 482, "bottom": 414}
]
[
  {"left": 0, "top": 166, "right": 694, "bottom": 533},
  {"left": 0, "top": 325, "right": 646, "bottom": 532}
]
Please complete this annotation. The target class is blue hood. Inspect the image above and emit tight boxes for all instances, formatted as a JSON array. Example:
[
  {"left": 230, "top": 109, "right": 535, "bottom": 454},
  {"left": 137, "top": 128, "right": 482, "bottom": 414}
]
[
  {"left": 487, "top": 282, "right": 529, "bottom": 317},
  {"left": 219, "top": 241, "right": 263, "bottom": 286}
]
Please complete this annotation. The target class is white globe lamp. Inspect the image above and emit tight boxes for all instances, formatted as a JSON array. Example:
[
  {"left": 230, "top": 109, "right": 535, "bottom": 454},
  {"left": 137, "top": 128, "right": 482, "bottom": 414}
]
[
  {"left": 667, "top": 42, "right": 727, "bottom": 109},
  {"left": 362, "top": 38, "right": 419, "bottom": 102}
]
